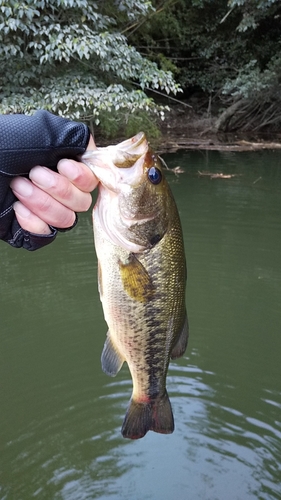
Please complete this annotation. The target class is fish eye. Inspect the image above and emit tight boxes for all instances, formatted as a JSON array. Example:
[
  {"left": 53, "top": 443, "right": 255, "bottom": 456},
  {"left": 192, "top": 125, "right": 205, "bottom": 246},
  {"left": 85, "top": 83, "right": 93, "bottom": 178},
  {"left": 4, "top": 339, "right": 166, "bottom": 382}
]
[{"left": 147, "top": 166, "right": 162, "bottom": 185}]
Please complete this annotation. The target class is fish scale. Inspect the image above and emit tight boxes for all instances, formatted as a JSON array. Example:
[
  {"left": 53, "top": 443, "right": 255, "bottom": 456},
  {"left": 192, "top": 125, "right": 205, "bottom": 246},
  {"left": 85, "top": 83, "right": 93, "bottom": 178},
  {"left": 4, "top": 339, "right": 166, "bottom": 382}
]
[{"left": 82, "top": 132, "right": 188, "bottom": 439}]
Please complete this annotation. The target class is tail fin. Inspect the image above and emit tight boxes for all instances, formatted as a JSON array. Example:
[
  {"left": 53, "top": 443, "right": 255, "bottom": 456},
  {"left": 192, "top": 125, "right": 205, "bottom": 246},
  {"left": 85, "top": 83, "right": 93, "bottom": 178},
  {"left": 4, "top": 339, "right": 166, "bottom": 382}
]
[{"left": 121, "top": 390, "right": 174, "bottom": 439}]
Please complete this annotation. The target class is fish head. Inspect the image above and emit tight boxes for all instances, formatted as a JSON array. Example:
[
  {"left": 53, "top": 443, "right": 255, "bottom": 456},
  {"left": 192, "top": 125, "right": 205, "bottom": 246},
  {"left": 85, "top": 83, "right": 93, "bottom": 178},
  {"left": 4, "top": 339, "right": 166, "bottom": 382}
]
[{"left": 82, "top": 133, "right": 172, "bottom": 252}]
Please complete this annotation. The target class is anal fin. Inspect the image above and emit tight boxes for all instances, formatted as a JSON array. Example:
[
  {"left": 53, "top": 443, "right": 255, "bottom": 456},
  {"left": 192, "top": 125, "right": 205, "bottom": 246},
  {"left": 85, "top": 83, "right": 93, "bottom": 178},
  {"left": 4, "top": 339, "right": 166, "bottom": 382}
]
[{"left": 101, "top": 332, "right": 124, "bottom": 377}]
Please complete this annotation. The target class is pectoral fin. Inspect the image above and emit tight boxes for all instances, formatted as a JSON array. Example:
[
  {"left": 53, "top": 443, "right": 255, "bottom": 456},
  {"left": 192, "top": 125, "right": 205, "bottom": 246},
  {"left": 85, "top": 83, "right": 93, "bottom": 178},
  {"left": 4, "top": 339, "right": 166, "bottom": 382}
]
[
  {"left": 119, "top": 253, "right": 154, "bottom": 303},
  {"left": 171, "top": 314, "right": 189, "bottom": 359},
  {"left": 101, "top": 332, "right": 124, "bottom": 376}
]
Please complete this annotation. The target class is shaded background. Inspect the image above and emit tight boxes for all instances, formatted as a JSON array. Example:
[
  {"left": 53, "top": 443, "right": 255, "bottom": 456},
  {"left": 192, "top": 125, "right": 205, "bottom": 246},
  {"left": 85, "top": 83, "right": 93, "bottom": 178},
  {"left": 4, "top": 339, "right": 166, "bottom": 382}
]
[{"left": 0, "top": 150, "right": 281, "bottom": 499}]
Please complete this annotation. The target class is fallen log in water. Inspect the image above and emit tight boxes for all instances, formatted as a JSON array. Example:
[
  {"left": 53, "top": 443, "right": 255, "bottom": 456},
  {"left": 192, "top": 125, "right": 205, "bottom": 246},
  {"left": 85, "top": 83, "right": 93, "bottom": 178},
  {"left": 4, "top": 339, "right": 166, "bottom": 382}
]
[
  {"left": 159, "top": 138, "right": 281, "bottom": 152},
  {"left": 198, "top": 171, "right": 241, "bottom": 180}
]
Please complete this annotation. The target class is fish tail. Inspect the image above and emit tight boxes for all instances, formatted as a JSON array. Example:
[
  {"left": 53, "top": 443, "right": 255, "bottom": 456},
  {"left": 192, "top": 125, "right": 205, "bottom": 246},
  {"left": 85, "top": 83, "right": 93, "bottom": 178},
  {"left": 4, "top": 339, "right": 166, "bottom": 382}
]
[{"left": 121, "top": 390, "right": 174, "bottom": 439}]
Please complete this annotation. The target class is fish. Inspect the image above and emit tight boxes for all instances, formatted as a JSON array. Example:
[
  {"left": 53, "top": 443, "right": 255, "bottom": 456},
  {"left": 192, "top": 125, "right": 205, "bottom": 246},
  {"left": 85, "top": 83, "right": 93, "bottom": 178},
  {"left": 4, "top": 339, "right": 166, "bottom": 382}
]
[{"left": 82, "top": 132, "right": 188, "bottom": 439}]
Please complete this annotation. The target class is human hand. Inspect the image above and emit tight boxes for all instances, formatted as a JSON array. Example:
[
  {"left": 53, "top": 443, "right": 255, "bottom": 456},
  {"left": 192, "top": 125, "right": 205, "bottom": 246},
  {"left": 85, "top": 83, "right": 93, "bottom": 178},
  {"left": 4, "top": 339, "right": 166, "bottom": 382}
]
[{"left": 10, "top": 136, "right": 98, "bottom": 235}]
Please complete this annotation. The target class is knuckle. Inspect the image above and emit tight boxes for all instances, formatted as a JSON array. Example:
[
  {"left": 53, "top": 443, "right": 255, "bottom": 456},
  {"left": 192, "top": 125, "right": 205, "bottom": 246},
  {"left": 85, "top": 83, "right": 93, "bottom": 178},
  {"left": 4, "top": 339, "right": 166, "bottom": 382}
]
[
  {"left": 56, "top": 180, "right": 73, "bottom": 201},
  {"left": 72, "top": 167, "right": 97, "bottom": 192},
  {"left": 57, "top": 212, "right": 76, "bottom": 229},
  {"left": 37, "top": 193, "right": 53, "bottom": 212}
]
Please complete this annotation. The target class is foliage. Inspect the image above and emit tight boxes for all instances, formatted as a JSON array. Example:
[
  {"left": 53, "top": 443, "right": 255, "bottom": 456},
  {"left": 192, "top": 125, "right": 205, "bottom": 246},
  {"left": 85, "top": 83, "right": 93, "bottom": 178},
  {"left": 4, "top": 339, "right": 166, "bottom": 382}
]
[
  {"left": 218, "top": 55, "right": 281, "bottom": 132},
  {"left": 128, "top": 0, "right": 281, "bottom": 131},
  {"left": 222, "top": 57, "right": 281, "bottom": 99},
  {"left": 129, "top": 0, "right": 240, "bottom": 95},
  {"left": 1, "top": 0, "right": 281, "bottom": 133},
  {"left": 98, "top": 108, "right": 161, "bottom": 140},
  {"left": 228, "top": 0, "right": 281, "bottom": 31},
  {"left": 218, "top": 1, "right": 281, "bottom": 131},
  {"left": 0, "top": 0, "right": 180, "bottom": 127}
]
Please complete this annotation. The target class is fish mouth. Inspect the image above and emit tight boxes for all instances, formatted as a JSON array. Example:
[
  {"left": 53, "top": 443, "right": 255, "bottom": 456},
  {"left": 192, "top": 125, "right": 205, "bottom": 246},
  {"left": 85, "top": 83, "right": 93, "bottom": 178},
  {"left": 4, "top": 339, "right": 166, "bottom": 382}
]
[
  {"left": 82, "top": 132, "right": 148, "bottom": 173},
  {"left": 115, "top": 132, "right": 146, "bottom": 153},
  {"left": 81, "top": 132, "right": 149, "bottom": 192},
  {"left": 113, "top": 132, "right": 147, "bottom": 168}
]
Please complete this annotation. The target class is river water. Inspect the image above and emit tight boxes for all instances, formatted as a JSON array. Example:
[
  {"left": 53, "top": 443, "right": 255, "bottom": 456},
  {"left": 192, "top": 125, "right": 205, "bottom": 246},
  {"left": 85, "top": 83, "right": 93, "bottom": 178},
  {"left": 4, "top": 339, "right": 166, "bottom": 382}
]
[{"left": 0, "top": 149, "right": 281, "bottom": 500}]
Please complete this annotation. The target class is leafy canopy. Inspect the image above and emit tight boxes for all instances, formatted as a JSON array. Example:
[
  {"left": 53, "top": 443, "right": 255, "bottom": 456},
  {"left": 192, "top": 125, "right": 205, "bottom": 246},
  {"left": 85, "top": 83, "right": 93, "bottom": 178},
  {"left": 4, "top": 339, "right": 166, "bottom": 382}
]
[
  {"left": 0, "top": 0, "right": 181, "bottom": 124},
  {"left": 129, "top": 0, "right": 281, "bottom": 99}
]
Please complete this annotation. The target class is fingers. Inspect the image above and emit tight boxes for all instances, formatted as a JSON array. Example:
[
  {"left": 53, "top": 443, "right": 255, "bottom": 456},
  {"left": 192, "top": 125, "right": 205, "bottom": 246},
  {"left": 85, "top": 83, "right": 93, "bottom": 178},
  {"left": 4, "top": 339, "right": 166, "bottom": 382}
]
[
  {"left": 9, "top": 133, "right": 99, "bottom": 236},
  {"left": 13, "top": 201, "right": 52, "bottom": 235},
  {"left": 57, "top": 158, "right": 99, "bottom": 193},
  {"left": 10, "top": 176, "right": 77, "bottom": 229},
  {"left": 10, "top": 158, "right": 99, "bottom": 234},
  {"left": 29, "top": 166, "right": 93, "bottom": 212}
]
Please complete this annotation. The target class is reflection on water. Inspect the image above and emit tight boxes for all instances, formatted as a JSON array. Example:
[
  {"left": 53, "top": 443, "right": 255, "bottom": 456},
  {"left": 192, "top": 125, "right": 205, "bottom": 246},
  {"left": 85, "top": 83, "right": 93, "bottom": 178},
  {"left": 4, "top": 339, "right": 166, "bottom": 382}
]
[{"left": 0, "top": 150, "right": 281, "bottom": 499}]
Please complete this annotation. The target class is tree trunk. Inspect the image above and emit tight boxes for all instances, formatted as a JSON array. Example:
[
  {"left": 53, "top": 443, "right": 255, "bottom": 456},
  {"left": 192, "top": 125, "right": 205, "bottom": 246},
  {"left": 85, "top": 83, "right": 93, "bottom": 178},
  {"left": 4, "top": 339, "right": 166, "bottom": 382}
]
[{"left": 215, "top": 99, "right": 244, "bottom": 132}]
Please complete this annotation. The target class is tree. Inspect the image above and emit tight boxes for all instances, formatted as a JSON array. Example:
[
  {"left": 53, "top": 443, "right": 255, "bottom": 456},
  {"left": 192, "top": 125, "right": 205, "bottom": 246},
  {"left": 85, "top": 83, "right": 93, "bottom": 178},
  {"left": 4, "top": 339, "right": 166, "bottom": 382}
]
[
  {"left": 129, "top": 0, "right": 281, "bottom": 133},
  {"left": 0, "top": 0, "right": 180, "bottom": 134},
  {"left": 218, "top": 0, "right": 281, "bottom": 132}
]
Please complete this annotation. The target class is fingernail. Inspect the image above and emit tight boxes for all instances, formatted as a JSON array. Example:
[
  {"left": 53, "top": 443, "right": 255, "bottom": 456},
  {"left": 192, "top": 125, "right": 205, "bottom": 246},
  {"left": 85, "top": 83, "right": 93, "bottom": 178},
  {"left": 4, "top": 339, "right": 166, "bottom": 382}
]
[
  {"left": 13, "top": 201, "right": 31, "bottom": 218},
  {"left": 29, "top": 166, "right": 55, "bottom": 188},
  {"left": 58, "top": 159, "right": 79, "bottom": 180},
  {"left": 11, "top": 177, "right": 33, "bottom": 197}
]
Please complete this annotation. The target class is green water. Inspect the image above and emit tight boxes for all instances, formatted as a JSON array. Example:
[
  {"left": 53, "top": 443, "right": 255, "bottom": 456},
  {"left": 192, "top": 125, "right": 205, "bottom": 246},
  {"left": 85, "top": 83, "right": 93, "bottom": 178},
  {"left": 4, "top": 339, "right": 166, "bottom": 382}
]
[{"left": 0, "top": 150, "right": 281, "bottom": 500}]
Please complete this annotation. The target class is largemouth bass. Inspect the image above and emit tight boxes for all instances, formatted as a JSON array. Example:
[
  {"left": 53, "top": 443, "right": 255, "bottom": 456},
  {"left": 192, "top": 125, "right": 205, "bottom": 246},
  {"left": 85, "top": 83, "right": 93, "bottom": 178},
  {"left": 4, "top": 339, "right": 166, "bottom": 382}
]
[{"left": 82, "top": 133, "right": 188, "bottom": 439}]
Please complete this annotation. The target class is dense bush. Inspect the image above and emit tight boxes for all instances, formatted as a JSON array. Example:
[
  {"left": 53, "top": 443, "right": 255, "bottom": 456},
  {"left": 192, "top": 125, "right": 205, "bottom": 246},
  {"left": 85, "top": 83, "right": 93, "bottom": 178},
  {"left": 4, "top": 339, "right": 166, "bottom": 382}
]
[
  {"left": 1, "top": 0, "right": 280, "bottom": 134},
  {"left": 0, "top": 0, "right": 180, "bottom": 134},
  {"left": 130, "top": 0, "right": 281, "bottom": 132}
]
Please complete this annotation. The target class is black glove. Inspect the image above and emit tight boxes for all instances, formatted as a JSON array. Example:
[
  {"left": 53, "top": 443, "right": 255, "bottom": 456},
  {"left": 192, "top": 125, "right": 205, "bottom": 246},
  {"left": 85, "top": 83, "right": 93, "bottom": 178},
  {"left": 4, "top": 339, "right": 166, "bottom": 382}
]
[{"left": 0, "top": 110, "right": 90, "bottom": 250}]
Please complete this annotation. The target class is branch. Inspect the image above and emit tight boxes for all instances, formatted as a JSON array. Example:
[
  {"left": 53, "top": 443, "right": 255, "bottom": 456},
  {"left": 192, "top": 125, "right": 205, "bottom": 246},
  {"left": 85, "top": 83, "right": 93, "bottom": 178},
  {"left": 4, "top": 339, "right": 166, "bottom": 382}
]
[
  {"left": 122, "top": 0, "right": 179, "bottom": 36},
  {"left": 129, "top": 81, "right": 193, "bottom": 108}
]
